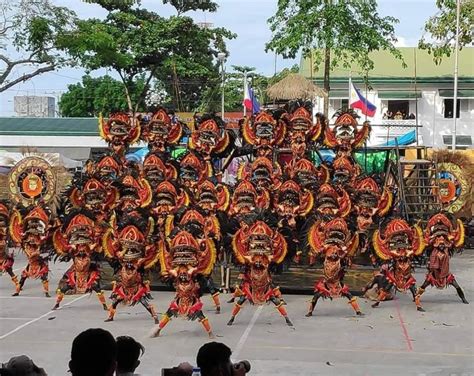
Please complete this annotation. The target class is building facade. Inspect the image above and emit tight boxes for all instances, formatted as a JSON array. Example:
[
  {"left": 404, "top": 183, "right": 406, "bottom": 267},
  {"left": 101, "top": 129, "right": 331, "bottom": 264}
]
[
  {"left": 13, "top": 96, "right": 56, "bottom": 117},
  {"left": 300, "top": 47, "right": 474, "bottom": 149}
]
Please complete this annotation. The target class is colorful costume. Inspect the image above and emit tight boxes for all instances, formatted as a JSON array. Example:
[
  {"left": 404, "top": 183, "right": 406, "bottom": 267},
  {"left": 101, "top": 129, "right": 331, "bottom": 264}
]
[
  {"left": 143, "top": 153, "right": 177, "bottom": 190},
  {"left": 416, "top": 213, "right": 468, "bottom": 305},
  {"left": 352, "top": 177, "right": 392, "bottom": 255},
  {"left": 52, "top": 211, "right": 107, "bottom": 310},
  {"left": 103, "top": 222, "right": 159, "bottom": 323},
  {"left": 0, "top": 202, "right": 20, "bottom": 292},
  {"left": 99, "top": 112, "right": 140, "bottom": 158},
  {"left": 141, "top": 109, "right": 182, "bottom": 155},
  {"left": 306, "top": 218, "right": 362, "bottom": 316},
  {"left": 285, "top": 105, "right": 323, "bottom": 159},
  {"left": 6, "top": 154, "right": 69, "bottom": 297},
  {"left": 152, "top": 230, "right": 216, "bottom": 337},
  {"left": 170, "top": 208, "right": 223, "bottom": 313},
  {"left": 227, "top": 220, "right": 293, "bottom": 326},
  {"left": 10, "top": 207, "right": 51, "bottom": 296},
  {"left": 371, "top": 218, "right": 425, "bottom": 310},
  {"left": 324, "top": 109, "right": 370, "bottom": 157},
  {"left": 189, "top": 115, "right": 231, "bottom": 161},
  {"left": 274, "top": 180, "right": 313, "bottom": 263},
  {"left": 285, "top": 157, "right": 329, "bottom": 192},
  {"left": 241, "top": 111, "right": 286, "bottom": 157}
]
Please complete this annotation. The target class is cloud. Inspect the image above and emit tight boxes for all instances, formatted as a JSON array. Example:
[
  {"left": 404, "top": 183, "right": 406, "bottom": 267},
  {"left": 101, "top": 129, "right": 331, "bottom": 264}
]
[{"left": 395, "top": 36, "right": 408, "bottom": 47}]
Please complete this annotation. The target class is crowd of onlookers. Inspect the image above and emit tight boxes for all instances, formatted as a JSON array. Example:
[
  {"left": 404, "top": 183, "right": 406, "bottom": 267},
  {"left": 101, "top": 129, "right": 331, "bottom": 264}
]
[
  {"left": 0, "top": 328, "right": 250, "bottom": 376},
  {"left": 382, "top": 110, "right": 416, "bottom": 120}
]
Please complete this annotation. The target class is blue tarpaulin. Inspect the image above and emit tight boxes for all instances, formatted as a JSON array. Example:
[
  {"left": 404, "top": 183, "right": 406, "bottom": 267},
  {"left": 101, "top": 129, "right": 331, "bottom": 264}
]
[{"left": 383, "top": 130, "right": 416, "bottom": 147}]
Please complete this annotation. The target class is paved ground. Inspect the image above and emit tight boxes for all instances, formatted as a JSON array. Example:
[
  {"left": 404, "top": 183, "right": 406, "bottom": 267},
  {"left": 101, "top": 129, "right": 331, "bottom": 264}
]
[{"left": 0, "top": 252, "right": 473, "bottom": 376}]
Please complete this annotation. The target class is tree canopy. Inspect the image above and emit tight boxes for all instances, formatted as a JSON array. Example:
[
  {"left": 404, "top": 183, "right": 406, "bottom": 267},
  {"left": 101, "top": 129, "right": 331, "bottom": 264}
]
[
  {"left": 0, "top": 0, "right": 76, "bottom": 93},
  {"left": 59, "top": 75, "right": 146, "bottom": 117},
  {"left": 419, "top": 0, "right": 474, "bottom": 63},
  {"left": 163, "top": 0, "right": 218, "bottom": 15},
  {"left": 199, "top": 64, "right": 300, "bottom": 112},
  {"left": 58, "top": 0, "right": 235, "bottom": 114},
  {"left": 266, "top": 0, "right": 402, "bottom": 115}
]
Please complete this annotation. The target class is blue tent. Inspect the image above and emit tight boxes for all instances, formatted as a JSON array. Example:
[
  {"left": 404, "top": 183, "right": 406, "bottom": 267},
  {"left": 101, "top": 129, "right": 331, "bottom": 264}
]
[{"left": 383, "top": 130, "right": 416, "bottom": 147}]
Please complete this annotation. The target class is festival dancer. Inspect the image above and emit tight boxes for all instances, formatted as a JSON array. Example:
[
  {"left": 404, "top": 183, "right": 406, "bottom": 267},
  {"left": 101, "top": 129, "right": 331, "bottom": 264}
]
[
  {"left": 273, "top": 179, "right": 313, "bottom": 263},
  {"left": 371, "top": 218, "right": 425, "bottom": 310},
  {"left": 141, "top": 108, "right": 183, "bottom": 157},
  {"left": 151, "top": 230, "right": 216, "bottom": 338},
  {"left": 98, "top": 112, "right": 141, "bottom": 159},
  {"left": 9, "top": 206, "right": 52, "bottom": 297},
  {"left": 188, "top": 114, "right": 232, "bottom": 162},
  {"left": 227, "top": 220, "right": 293, "bottom": 326},
  {"left": 0, "top": 201, "right": 20, "bottom": 292},
  {"left": 241, "top": 111, "right": 286, "bottom": 157},
  {"left": 351, "top": 176, "right": 392, "bottom": 255},
  {"left": 103, "top": 220, "right": 159, "bottom": 323},
  {"left": 6, "top": 154, "right": 69, "bottom": 297},
  {"left": 306, "top": 217, "right": 363, "bottom": 316},
  {"left": 170, "top": 208, "right": 223, "bottom": 313},
  {"left": 52, "top": 211, "right": 108, "bottom": 310},
  {"left": 324, "top": 109, "right": 370, "bottom": 158},
  {"left": 284, "top": 103, "right": 324, "bottom": 159},
  {"left": 415, "top": 213, "right": 468, "bottom": 305}
]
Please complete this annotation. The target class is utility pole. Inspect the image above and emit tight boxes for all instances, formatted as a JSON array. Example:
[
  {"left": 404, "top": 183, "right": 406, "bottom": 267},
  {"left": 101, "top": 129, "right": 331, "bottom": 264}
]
[
  {"left": 217, "top": 52, "right": 226, "bottom": 120},
  {"left": 452, "top": 0, "right": 461, "bottom": 151}
]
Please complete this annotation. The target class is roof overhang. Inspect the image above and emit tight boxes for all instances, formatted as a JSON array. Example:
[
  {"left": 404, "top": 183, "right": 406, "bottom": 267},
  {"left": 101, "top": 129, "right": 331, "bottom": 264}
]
[{"left": 438, "top": 89, "right": 474, "bottom": 98}]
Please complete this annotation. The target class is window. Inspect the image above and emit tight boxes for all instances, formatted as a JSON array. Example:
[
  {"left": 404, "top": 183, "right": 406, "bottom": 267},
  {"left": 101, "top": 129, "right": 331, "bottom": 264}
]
[
  {"left": 387, "top": 100, "right": 409, "bottom": 119},
  {"left": 443, "top": 99, "right": 460, "bottom": 118},
  {"left": 442, "top": 135, "right": 472, "bottom": 150},
  {"left": 329, "top": 98, "right": 349, "bottom": 117}
]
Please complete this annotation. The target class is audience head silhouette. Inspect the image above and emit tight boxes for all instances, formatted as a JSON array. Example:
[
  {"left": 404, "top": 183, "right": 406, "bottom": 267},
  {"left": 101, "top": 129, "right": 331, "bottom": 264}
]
[
  {"left": 116, "top": 336, "right": 144, "bottom": 375},
  {"left": 196, "top": 342, "right": 232, "bottom": 376},
  {"left": 69, "top": 328, "right": 117, "bottom": 376},
  {"left": 0, "top": 355, "right": 47, "bottom": 376}
]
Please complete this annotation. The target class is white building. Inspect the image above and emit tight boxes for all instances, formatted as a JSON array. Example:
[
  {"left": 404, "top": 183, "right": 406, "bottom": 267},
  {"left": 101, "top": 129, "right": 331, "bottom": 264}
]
[
  {"left": 301, "top": 47, "right": 474, "bottom": 149},
  {"left": 14, "top": 96, "right": 56, "bottom": 117}
]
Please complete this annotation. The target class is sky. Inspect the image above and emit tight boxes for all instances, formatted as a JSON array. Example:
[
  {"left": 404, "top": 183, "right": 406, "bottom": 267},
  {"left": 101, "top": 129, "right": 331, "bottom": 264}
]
[{"left": 0, "top": 0, "right": 439, "bottom": 116}]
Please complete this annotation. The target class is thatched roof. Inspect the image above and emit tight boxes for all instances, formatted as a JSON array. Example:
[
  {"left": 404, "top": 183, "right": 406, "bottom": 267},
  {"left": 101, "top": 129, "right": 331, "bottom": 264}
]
[{"left": 266, "top": 73, "right": 327, "bottom": 101}]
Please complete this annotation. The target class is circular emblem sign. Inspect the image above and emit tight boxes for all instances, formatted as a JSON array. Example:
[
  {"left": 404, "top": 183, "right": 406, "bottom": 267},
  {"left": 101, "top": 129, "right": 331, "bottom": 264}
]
[
  {"left": 8, "top": 157, "right": 56, "bottom": 206},
  {"left": 436, "top": 162, "right": 468, "bottom": 214}
]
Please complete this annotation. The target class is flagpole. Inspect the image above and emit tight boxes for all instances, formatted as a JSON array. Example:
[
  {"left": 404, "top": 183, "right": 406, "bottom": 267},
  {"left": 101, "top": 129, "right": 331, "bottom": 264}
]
[
  {"left": 452, "top": 0, "right": 461, "bottom": 151},
  {"left": 243, "top": 71, "right": 248, "bottom": 117},
  {"left": 348, "top": 70, "right": 352, "bottom": 108},
  {"left": 365, "top": 71, "right": 368, "bottom": 123}
]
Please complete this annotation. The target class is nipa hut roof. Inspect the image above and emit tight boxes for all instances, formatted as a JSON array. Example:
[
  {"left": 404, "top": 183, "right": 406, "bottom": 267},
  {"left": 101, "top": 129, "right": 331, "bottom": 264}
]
[{"left": 266, "top": 73, "right": 327, "bottom": 101}]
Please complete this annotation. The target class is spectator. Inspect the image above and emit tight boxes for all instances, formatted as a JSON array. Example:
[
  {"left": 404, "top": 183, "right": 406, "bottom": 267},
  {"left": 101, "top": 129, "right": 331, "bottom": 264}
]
[
  {"left": 408, "top": 113, "right": 416, "bottom": 119},
  {"left": 69, "top": 328, "right": 117, "bottom": 376},
  {"left": 0, "top": 355, "right": 47, "bottom": 376},
  {"left": 196, "top": 342, "right": 248, "bottom": 376},
  {"left": 116, "top": 336, "right": 145, "bottom": 376},
  {"left": 394, "top": 110, "right": 403, "bottom": 120}
]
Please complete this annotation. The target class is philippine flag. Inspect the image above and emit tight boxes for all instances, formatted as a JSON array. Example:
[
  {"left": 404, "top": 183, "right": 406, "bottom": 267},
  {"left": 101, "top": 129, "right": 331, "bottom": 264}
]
[
  {"left": 349, "top": 83, "right": 376, "bottom": 117},
  {"left": 243, "top": 81, "right": 260, "bottom": 114}
]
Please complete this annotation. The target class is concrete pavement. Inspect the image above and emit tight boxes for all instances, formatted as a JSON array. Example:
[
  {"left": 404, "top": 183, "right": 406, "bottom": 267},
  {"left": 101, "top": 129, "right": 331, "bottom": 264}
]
[{"left": 0, "top": 252, "right": 473, "bottom": 375}]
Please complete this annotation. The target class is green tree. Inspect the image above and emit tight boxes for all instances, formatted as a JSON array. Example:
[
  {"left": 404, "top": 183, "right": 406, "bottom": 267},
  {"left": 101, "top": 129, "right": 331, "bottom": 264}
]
[
  {"left": 0, "top": 0, "right": 76, "bottom": 92},
  {"left": 199, "top": 64, "right": 300, "bottom": 112},
  {"left": 58, "top": 0, "right": 235, "bottom": 114},
  {"left": 419, "top": 0, "right": 474, "bottom": 63},
  {"left": 163, "top": 0, "right": 218, "bottom": 15},
  {"left": 59, "top": 75, "right": 146, "bottom": 117},
  {"left": 155, "top": 17, "right": 235, "bottom": 112},
  {"left": 266, "top": 0, "right": 401, "bottom": 116}
]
